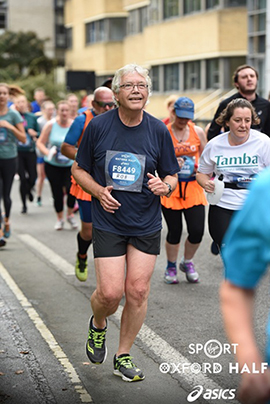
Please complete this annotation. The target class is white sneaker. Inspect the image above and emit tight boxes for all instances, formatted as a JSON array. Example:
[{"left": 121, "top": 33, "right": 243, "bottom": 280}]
[
  {"left": 54, "top": 219, "right": 64, "bottom": 230},
  {"left": 164, "top": 266, "right": 179, "bottom": 284},
  {"left": 179, "top": 259, "right": 199, "bottom": 283},
  {"left": 67, "top": 215, "right": 78, "bottom": 229}
]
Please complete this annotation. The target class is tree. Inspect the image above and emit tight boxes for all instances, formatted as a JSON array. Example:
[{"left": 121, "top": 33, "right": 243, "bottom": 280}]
[
  {"left": 16, "top": 73, "right": 66, "bottom": 105},
  {"left": 0, "top": 31, "right": 56, "bottom": 80}
]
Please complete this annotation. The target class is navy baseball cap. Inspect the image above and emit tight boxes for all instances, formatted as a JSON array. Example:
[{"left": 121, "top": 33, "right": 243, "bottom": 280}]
[{"left": 174, "top": 97, "right": 194, "bottom": 120}]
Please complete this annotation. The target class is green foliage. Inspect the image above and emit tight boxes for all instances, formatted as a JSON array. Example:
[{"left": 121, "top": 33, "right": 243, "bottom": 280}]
[
  {"left": 16, "top": 73, "right": 66, "bottom": 104},
  {"left": 0, "top": 31, "right": 66, "bottom": 103},
  {"left": 0, "top": 30, "right": 56, "bottom": 80}
]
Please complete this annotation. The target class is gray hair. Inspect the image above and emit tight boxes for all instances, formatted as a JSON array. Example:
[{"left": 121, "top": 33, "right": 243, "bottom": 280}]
[{"left": 112, "top": 64, "right": 152, "bottom": 107}]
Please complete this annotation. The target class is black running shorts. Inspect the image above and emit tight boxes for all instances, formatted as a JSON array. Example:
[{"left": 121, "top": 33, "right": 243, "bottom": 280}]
[{"left": 92, "top": 227, "right": 161, "bottom": 258}]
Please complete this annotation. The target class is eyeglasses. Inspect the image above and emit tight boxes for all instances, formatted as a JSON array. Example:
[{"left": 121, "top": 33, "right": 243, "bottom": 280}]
[
  {"left": 94, "top": 100, "right": 115, "bottom": 108},
  {"left": 119, "top": 83, "right": 148, "bottom": 91}
]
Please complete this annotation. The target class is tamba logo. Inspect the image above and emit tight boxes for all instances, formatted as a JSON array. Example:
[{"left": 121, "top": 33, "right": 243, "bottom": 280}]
[{"left": 187, "top": 385, "right": 236, "bottom": 402}]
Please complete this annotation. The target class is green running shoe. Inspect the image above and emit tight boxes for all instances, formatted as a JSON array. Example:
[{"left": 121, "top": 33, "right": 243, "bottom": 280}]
[
  {"left": 86, "top": 316, "right": 107, "bottom": 364},
  {"left": 113, "top": 354, "right": 145, "bottom": 382},
  {"left": 75, "top": 254, "right": 88, "bottom": 282}
]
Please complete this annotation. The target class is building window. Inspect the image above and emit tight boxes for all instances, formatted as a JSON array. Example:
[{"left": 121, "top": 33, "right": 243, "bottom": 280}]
[
  {"left": 149, "top": 0, "right": 161, "bottom": 25},
  {"left": 139, "top": 7, "right": 148, "bottom": 32},
  {"left": 0, "top": 12, "right": 5, "bottom": 29},
  {"left": 163, "top": 0, "right": 179, "bottom": 19},
  {"left": 258, "top": 34, "right": 265, "bottom": 52},
  {"left": 56, "top": 13, "right": 64, "bottom": 25},
  {"left": 151, "top": 66, "right": 160, "bottom": 91},
  {"left": 86, "top": 22, "right": 95, "bottom": 43},
  {"left": 56, "top": 33, "right": 66, "bottom": 47},
  {"left": 183, "top": 0, "right": 201, "bottom": 14},
  {"left": 55, "top": 24, "right": 67, "bottom": 48},
  {"left": 99, "top": 20, "right": 105, "bottom": 41},
  {"left": 66, "top": 27, "right": 72, "bottom": 49},
  {"left": 249, "top": 12, "right": 266, "bottom": 33},
  {"left": 224, "top": 0, "right": 247, "bottom": 6},
  {"left": 108, "top": 18, "right": 126, "bottom": 41},
  {"left": 86, "top": 18, "right": 125, "bottom": 44},
  {"left": 206, "top": 0, "right": 219, "bottom": 8},
  {"left": 206, "top": 59, "right": 220, "bottom": 89},
  {"left": 250, "top": 0, "right": 266, "bottom": 10},
  {"left": 127, "top": 10, "right": 137, "bottom": 35},
  {"left": 127, "top": 7, "right": 148, "bottom": 35},
  {"left": 164, "top": 63, "right": 179, "bottom": 91},
  {"left": 249, "top": 33, "right": 265, "bottom": 53},
  {"left": 184, "top": 61, "right": 201, "bottom": 90},
  {"left": 258, "top": 12, "right": 266, "bottom": 30},
  {"left": 55, "top": 0, "right": 64, "bottom": 8}
]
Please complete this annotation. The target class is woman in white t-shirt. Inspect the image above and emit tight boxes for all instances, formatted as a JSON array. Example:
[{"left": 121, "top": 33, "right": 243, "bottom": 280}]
[{"left": 196, "top": 98, "right": 270, "bottom": 252}]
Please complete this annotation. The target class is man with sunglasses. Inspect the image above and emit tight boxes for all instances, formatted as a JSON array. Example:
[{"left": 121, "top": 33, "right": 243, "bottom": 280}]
[
  {"left": 72, "top": 64, "right": 178, "bottom": 382},
  {"left": 61, "top": 86, "right": 114, "bottom": 281}
]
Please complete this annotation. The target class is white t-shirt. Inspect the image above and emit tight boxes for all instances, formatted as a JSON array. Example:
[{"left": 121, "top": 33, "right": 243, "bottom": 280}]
[{"left": 198, "top": 129, "right": 270, "bottom": 210}]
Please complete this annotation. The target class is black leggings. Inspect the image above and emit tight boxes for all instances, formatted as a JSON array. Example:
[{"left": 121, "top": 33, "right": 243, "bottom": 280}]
[
  {"left": 18, "top": 151, "right": 37, "bottom": 208},
  {"left": 162, "top": 204, "right": 205, "bottom": 245},
  {"left": 45, "top": 163, "right": 76, "bottom": 213},
  {"left": 0, "top": 157, "right": 17, "bottom": 226},
  {"left": 208, "top": 205, "right": 235, "bottom": 248}
]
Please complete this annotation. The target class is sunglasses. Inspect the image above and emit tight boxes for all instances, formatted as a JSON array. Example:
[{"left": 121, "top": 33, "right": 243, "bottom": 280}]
[{"left": 94, "top": 100, "right": 115, "bottom": 108}]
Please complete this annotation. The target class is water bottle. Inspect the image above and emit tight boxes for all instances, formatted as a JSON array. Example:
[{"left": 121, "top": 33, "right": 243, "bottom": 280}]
[{"left": 207, "top": 174, "right": 224, "bottom": 205}]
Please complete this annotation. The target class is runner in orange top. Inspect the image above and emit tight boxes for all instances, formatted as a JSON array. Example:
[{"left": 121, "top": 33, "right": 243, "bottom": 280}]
[
  {"left": 161, "top": 97, "right": 207, "bottom": 285},
  {"left": 69, "top": 110, "right": 93, "bottom": 202},
  {"left": 61, "top": 86, "right": 115, "bottom": 281}
]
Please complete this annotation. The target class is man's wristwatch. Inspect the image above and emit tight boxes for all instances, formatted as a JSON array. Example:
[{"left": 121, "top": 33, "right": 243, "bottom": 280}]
[{"left": 164, "top": 182, "right": 172, "bottom": 197}]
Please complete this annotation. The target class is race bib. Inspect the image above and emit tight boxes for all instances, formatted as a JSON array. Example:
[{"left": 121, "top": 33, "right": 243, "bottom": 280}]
[
  {"left": 18, "top": 133, "right": 32, "bottom": 149},
  {"left": 105, "top": 150, "right": 145, "bottom": 192},
  {"left": 55, "top": 147, "right": 70, "bottom": 164},
  {"left": 178, "top": 156, "right": 195, "bottom": 180},
  {"left": 0, "top": 127, "right": 8, "bottom": 144},
  {"left": 231, "top": 174, "right": 257, "bottom": 189}
]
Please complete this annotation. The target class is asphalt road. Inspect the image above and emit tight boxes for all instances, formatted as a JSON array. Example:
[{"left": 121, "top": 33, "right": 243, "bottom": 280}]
[{"left": 0, "top": 177, "right": 269, "bottom": 404}]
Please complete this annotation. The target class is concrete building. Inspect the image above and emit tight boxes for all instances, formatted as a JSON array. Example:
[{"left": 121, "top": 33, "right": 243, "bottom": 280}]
[
  {"left": 0, "top": 0, "right": 66, "bottom": 64},
  {"left": 247, "top": 0, "right": 267, "bottom": 98},
  {"left": 65, "top": 0, "right": 248, "bottom": 120}
]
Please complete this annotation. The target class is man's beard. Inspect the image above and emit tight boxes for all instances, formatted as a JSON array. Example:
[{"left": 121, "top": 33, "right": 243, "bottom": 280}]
[{"left": 238, "top": 84, "right": 257, "bottom": 96}]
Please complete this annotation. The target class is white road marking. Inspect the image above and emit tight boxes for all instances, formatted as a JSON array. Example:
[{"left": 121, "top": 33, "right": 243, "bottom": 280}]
[
  {"left": 16, "top": 234, "right": 236, "bottom": 404},
  {"left": 114, "top": 307, "right": 233, "bottom": 404},
  {"left": 0, "top": 262, "right": 92, "bottom": 404},
  {"left": 18, "top": 234, "right": 74, "bottom": 275}
]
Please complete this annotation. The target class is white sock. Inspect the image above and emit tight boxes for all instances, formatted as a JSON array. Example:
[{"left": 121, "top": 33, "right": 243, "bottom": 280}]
[{"left": 182, "top": 256, "right": 192, "bottom": 263}]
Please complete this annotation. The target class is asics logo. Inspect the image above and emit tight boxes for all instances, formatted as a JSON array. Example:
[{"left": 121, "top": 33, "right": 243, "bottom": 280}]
[
  {"left": 87, "top": 342, "right": 94, "bottom": 353},
  {"left": 187, "top": 385, "right": 236, "bottom": 402},
  {"left": 187, "top": 385, "right": 203, "bottom": 402}
]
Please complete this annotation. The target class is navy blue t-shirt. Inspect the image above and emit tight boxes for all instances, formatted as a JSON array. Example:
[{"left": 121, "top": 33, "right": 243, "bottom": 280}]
[{"left": 76, "top": 108, "right": 179, "bottom": 236}]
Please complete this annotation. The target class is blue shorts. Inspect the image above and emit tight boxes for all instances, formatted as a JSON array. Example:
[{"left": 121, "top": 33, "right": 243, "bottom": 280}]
[
  {"left": 78, "top": 199, "right": 92, "bottom": 223},
  {"left": 37, "top": 156, "right": 44, "bottom": 164}
]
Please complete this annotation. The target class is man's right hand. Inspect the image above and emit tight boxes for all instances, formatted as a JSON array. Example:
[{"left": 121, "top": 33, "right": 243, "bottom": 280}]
[{"left": 98, "top": 186, "right": 121, "bottom": 213}]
